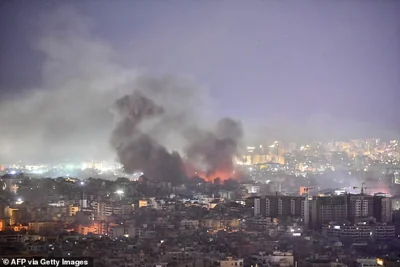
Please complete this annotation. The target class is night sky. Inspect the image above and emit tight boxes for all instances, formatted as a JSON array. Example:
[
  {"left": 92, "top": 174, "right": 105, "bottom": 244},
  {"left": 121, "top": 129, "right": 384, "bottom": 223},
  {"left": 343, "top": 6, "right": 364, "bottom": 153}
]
[{"left": 0, "top": 1, "right": 399, "bottom": 163}]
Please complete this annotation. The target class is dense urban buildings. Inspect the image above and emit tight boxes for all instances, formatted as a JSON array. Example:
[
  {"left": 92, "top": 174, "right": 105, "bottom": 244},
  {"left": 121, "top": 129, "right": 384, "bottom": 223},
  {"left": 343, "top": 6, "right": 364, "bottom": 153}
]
[{"left": 1, "top": 139, "right": 400, "bottom": 266}]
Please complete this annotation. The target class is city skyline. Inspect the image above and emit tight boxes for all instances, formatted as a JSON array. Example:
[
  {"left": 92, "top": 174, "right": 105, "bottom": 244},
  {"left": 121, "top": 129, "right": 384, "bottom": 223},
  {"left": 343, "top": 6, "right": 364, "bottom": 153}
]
[{"left": 1, "top": 2, "right": 400, "bottom": 266}]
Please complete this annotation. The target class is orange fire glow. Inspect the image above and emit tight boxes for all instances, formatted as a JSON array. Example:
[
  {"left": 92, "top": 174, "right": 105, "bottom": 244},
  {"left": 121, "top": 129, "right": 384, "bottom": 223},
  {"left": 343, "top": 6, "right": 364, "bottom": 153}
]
[
  {"left": 185, "top": 162, "right": 241, "bottom": 182},
  {"left": 200, "top": 170, "right": 235, "bottom": 182},
  {"left": 185, "top": 163, "right": 237, "bottom": 182}
]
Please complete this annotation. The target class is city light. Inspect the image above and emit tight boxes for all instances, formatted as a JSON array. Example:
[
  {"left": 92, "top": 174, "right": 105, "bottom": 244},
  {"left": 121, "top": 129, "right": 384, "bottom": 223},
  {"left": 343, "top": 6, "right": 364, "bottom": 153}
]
[
  {"left": 115, "top": 189, "right": 124, "bottom": 195},
  {"left": 0, "top": 3, "right": 398, "bottom": 264}
]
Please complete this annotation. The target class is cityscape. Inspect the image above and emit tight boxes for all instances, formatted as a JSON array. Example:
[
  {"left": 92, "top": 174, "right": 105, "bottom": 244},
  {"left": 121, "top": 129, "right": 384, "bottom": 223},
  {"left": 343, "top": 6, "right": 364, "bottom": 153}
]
[
  {"left": 1, "top": 139, "right": 400, "bottom": 266},
  {"left": 1, "top": 1, "right": 400, "bottom": 267}
]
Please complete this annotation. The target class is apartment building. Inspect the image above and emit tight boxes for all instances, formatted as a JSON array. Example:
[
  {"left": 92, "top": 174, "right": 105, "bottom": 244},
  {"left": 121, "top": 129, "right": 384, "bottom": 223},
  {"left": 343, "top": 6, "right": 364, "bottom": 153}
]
[
  {"left": 311, "top": 195, "right": 348, "bottom": 228},
  {"left": 347, "top": 194, "right": 374, "bottom": 223},
  {"left": 373, "top": 195, "right": 392, "bottom": 223},
  {"left": 250, "top": 195, "right": 305, "bottom": 219},
  {"left": 322, "top": 222, "right": 395, "bottom": 241},
  {"left": 311, "top": 194, "right": 392, "bottom": 228}
]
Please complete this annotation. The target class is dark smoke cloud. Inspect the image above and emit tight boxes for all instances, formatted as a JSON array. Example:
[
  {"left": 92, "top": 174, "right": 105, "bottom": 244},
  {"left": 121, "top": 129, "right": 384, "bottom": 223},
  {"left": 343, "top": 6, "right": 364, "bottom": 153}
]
[
  {"left": 0, "top": 7, "right": 224, "bottom": 168},
  {"left": 110, "top": 77, "right": 244, "bottom": 185},
  {"left": 185, "top": 118, "right": 243, "bottom": 176},
  {"left": 0, "top": 6, "right": 244, "bottom": 181},
  {"left": 110, "top": 90, "right": 187, "bottom": 185}
]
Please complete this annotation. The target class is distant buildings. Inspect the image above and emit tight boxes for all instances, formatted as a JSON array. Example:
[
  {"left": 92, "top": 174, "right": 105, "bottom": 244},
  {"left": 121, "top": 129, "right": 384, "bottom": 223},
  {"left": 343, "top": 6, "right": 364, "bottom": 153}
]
[{"left": 239, "top": 143, "right": 285, "bottom": 166}]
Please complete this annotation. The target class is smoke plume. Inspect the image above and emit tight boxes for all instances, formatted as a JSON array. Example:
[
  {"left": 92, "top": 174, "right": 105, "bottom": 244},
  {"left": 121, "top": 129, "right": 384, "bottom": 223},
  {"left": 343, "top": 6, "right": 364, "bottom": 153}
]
[
  {"left": 0, "top": 5, "right": 244, "bottom": 182},
  {"left": 185, "top": 118, "right": 243, "bottom": 178},
  {"left": 110, "top": 76, "right": 244, "bottom": 185},
  {"left": 0, "top": 7, "right": 134, "bottom": 164},
  {"left": 110, "top": 90, "right": 186, "bottom": 185}
]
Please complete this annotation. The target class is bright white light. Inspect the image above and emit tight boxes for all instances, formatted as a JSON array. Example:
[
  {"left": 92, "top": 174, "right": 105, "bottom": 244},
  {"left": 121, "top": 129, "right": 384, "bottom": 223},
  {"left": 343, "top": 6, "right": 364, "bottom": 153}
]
[
  {"left": 10, "top": 170, "right": 16, "bottom": 175},
  {"left": 80, "top": 181, "right": 85, "bottom": 185},
  {"left": 116, "top": 190, "right": 124, "bottom": 195},
  {"left": 133, "top": 171, "right": 144, "bottom": 177}
]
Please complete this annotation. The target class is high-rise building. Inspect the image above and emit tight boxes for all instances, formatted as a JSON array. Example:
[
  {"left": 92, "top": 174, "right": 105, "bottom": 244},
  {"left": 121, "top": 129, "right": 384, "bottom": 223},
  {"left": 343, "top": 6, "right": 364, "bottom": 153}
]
[
  {"left": 311, "top": 195, "right": 348, "bottom": 228},
  {"left": 347, "top": 194, "right": 374, "bottom": 223},
  {"left": 311, "top": 193, "right": 393, "bottom": 228},
  {"left": 79, "top": 192, "right": 88, "bottom": 209},
  {"left": 249, "top": 195, "right": 305, "bottom": 219},
  {"left": 373, "top": 194, "right": 392, "bottom": 223},
  {"left": 250, "top": 193, "right": 393, "bottom": 229},
  {"left": 303, "top": 197, "right": 310, "bottom": 227}
]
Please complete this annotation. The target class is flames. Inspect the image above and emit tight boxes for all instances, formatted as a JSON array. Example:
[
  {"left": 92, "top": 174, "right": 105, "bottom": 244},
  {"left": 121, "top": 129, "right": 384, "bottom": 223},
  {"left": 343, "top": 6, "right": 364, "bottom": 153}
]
[
  {"left": 185, "top": 163, "right": 237, "bottom": 182},
  {"left": 199, "top": 169, "right": 236, "bottom": 182}
]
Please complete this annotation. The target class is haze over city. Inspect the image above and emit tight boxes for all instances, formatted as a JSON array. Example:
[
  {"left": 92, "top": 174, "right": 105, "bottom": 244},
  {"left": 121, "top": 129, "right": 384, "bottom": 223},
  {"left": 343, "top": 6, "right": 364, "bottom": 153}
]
[
  {"left": 1, "top": 1, "right": 400, "bottom": 266},
  {"left": 0, "top": 1, "right": 399, "bottom": 165}
]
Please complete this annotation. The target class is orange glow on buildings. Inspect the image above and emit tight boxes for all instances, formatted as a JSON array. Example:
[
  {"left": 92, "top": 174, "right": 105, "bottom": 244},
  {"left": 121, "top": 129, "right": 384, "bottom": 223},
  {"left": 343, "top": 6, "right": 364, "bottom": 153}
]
[
  {"left": 9, "top": 224, "right": 28, "bottom": 232},
  {"left": 75, "top": 222, "right": 106, "bottom": 235},
  {"left": 76, "top": 224, "right": 99, "bottom": 235},
  {"left": 0, "top": 219, "right": 5, "bottom": 231},
  {"left": 299, "top": 187, "right": 308, "bottom": 196},
  {"left": 205, "top": 170, "right": 234, "bottom": 182},
  {"left": 193, "top": 168, "right": 239, "bottom": 183}
]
